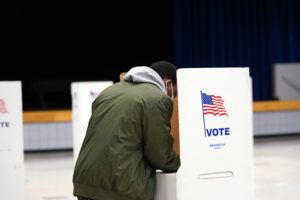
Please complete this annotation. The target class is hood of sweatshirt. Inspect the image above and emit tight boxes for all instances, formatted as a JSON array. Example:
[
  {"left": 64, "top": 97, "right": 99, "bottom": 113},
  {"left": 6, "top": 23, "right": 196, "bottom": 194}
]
[{"left": 123, "top": 66, "right": 167, "bottom": 94}]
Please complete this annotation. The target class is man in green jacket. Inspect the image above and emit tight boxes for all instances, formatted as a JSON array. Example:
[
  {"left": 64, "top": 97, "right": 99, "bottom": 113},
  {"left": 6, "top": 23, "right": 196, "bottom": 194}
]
[{"left": 73, "top": 61, "right": 180, "bottom": 200}]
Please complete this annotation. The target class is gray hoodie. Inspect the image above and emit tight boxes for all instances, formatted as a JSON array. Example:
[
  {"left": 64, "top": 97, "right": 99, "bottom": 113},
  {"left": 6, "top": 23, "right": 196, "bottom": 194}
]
[{"left": 123, "top": 66, "right": 167, "bottom": 95}]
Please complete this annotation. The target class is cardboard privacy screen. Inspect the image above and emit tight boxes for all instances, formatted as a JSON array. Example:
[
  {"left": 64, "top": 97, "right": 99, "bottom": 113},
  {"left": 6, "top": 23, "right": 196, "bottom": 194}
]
[{"left": 176, "top": 68, "right": 254, "bottom": 200}]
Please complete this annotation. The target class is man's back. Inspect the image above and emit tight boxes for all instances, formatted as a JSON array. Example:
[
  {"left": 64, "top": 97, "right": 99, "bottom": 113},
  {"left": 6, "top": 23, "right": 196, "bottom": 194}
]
[{"left": 73, "top": 81, "right": 180, "bottom": 200}]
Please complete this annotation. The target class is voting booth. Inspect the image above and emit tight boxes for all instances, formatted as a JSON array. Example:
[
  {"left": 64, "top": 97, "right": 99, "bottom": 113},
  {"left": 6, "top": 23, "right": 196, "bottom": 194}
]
[
  {"left": 155, "top": 68, "right": 254, "bottom": 200},
  {"left": 71, "top": 81, "right": 113, "bottom": 163},
  {"left": 0, "top": 81, "right": 24, "bottom": 200}
]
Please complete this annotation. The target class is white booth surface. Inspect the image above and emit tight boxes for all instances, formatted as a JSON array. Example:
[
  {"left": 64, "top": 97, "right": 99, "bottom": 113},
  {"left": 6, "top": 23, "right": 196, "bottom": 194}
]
[
  {"left": 0, "top": 81, "right": 24, "bottom": 200},
  {"left": 154, "top": 172, "right": 177, "bottom": 200},
  {"left": 71, "top": 81, "right": 113, "bottom": 163},
  {"left": 163, "top": 68, "right": 254, "bottom": 200}
]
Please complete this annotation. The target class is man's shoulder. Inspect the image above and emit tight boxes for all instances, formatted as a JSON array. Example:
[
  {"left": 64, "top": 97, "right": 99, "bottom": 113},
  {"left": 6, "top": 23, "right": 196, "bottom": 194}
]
[
  {"left": 138, "top": 84, "right": 172, "bottom": 109},
  {"left": 138, "top": 83, "right": 169, "bottom": 99},
  {"left": 104, "top": 81, "right": 171, "bottom": 104}
]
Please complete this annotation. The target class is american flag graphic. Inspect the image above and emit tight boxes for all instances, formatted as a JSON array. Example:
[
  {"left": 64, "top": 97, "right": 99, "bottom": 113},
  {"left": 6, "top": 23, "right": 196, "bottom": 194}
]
[
  {"left": 201, "top": 92, "right": 229, "bottom": 116},
  {"left": 0, "top": 99, "right": 8, "bottom": 114},
  {"left": 90, "top": 91, "right": 100, "bottom": 100}
]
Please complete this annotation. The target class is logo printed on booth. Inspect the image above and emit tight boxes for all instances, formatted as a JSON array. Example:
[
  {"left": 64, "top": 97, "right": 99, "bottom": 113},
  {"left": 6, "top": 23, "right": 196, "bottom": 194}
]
[
  {"left": 201, "top": 92, "right": 229, "bottom": 117},
  {"left": 0, "top": 99, "right": 8, "bottom": 114},
  {"left": 201, "top": 91, "right": 230, "bottom": 138},
  {"left": 90, "top": 91, "right": 100, "bottom": 100}
]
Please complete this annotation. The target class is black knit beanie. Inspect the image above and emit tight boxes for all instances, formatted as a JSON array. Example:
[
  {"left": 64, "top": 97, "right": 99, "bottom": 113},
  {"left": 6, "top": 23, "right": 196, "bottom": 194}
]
[{"left": 149, "top": 61, "right": 177, "bottom": 84}]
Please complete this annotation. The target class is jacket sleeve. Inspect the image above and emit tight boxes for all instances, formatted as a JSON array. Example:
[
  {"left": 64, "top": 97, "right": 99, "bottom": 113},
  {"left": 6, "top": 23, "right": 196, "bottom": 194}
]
[{"left": 143, "top": 96, "right": 180, "bottom": 172}]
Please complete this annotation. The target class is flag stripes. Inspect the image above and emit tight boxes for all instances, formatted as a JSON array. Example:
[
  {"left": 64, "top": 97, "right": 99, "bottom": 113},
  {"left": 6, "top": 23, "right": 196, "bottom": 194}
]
[{"left": 201, "top": 92, "right": 229, "bottom": 117}]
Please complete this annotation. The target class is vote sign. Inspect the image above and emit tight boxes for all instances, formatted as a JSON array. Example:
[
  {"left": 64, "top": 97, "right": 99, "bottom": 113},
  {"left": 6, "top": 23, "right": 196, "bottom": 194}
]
[{"left": 176, "top": 68, "right": 254, "bottom": 200}]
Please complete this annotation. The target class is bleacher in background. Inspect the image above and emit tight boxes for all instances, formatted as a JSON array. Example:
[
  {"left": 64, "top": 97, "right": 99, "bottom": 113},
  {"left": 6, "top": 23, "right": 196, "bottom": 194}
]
[{"left": 23, "top": 101, "right": 300, "bottom": 151}]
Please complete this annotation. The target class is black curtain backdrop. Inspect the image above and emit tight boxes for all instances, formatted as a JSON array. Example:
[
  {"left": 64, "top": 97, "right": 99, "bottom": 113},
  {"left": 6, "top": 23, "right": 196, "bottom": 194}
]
[
  {"left": 1, "top": 0, "right": 173, "bottom": 110},
  {"left": 173, "top": 0, "right": 300, "bottom": 101}
]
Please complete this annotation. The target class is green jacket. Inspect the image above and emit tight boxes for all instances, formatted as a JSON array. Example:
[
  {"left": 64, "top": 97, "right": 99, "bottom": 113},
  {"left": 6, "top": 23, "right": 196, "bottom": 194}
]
[{"left": 73, "top": 68, "right": 180, "bottom": 200}]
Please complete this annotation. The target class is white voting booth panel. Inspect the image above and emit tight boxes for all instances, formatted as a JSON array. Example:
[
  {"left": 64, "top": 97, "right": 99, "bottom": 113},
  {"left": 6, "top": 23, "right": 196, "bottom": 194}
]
[
  {"left": 154, "top": 172, "right": 177, "bottom": 200},
  {"left": 155, "top": 68, "right": 254, "bottom": 200},
  {"left": 71, "top": 81, "right": 113, "bottom": 163},
  {"left": 176, "top": 68, "right": 254, "bottom": 200},
  {"left": 0, "top": 81, "right": 24, "bottom": 200}
]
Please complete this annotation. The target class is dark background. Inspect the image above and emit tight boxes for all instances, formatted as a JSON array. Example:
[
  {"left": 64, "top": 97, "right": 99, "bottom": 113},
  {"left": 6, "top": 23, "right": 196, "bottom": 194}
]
[
  {"left": 1, "top": 0, "right": 300, "bottom": 110},
  {"left": 173, "top": 0, "right": 300, "bottom": 101},
  {"left": 1, "top": 0, "right": 173, "bottom": 110}
]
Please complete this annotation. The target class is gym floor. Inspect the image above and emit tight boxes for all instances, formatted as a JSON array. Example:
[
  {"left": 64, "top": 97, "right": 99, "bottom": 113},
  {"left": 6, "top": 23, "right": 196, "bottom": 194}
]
[{"left": 24, "top": 134, "right": 300, "bottom": 200}]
